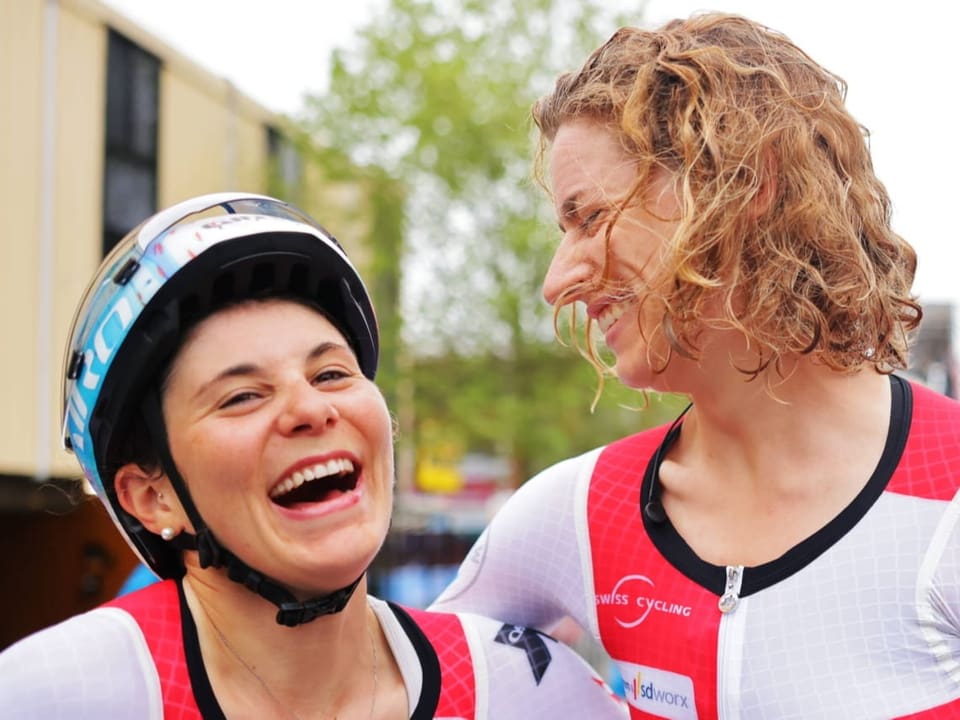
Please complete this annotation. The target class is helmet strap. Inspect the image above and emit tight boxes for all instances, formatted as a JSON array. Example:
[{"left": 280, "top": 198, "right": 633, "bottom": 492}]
[{"left": 140, "top": 389, "right": 362, "bottom": 626}]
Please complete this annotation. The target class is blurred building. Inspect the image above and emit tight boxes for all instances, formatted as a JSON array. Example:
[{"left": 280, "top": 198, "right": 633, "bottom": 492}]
[
  {"left": 0, "top": 0, "right": 374, "bottom": 649},
  {"left": 906, "top": 302, "right": 956, "bottom": 398}
]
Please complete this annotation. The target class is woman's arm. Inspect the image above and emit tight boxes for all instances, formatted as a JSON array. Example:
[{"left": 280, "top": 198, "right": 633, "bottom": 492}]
[
  {"left": 460, "top": 610, "right": 627, "bottom": 719},
  {"left": 431, "top": 448, "right": 603, "bottom": 635}
]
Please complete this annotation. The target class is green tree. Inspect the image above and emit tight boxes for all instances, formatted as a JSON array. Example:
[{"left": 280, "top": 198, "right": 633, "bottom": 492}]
[{"left": 303, "top": 0, "right": 685, "bottom": 483}]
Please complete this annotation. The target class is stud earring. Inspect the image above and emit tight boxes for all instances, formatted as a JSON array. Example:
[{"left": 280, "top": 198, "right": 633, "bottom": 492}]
[
  {"left": 157, "top": 491, "right": 164, "bottom": 500},
  {"left": 160, "top": 527, "right": 176, "bottom": 541}
]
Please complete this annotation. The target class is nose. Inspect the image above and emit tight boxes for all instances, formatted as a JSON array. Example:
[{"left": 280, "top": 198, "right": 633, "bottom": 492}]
[
  {"left": 542, "top": 232, "right": 593, "bottom": 306},
  {"left": 276, "top": 378, "right": 339, "bottom": 435}
]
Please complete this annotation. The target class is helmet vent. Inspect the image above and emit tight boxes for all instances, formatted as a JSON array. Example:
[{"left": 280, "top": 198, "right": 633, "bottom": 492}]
[
  {"left": 291, "top": 263, "right": 309, "bottom": 293},
  {"left": 112, "top": 258, "right": 140, "bottom": 286},
  {"left": 250, "top": 262, "right": 276, "bottom": 295},
  {"left": 211, "top": 272, "right": 235, "bottom": 306},
  {"left": 66, "top": 351, "right": 85, "bottom": 380}
]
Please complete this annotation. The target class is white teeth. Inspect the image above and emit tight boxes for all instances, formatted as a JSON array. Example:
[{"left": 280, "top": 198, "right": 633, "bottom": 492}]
[
  {"left": 597, "top": 303, "right": 626, "bottom": 334},
  {"left": 270, "top": 458, "right": 355, "bottom": 499}
]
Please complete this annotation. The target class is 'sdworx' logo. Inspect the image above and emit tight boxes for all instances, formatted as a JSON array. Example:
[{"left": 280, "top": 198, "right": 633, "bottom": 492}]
[
  {"left": 632, "top": 672, "right": 691, "bottom": 709},
  {"left": 595, "top": 574, "right": 693, "bottom": 628},
  {"left": 614, "top": 661, "right": 698, "bottom": 720}
]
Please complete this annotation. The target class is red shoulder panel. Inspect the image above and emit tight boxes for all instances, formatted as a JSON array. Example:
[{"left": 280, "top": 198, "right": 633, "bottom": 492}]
[{"left": 106, "top": 580, "right": 202, "bottom": 719}]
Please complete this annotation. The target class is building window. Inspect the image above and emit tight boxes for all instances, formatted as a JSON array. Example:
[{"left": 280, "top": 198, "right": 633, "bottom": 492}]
[
  {"left": 103, "top": 31, "right": 159, "bottom": 254},
  {"left": 267, "top": 126, "right": 302, "bottom": 202}
]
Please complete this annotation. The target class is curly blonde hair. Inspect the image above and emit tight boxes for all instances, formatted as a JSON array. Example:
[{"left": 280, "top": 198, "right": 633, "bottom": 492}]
[{"left": 533, "top": 12, "right": 921, "bottom": 383}]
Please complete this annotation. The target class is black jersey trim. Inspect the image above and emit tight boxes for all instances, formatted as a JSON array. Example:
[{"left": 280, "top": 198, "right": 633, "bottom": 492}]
[
  {"left": 177, "top": 589, "right": 445, "bottom": 720},
  {"left": 179, "top": 579, "right": 227, "bottom": 720},
  {"left": 386, "top": 602, "right": 443, "bottom": 720},
  {"left": 641, "top": 374, "right": 912, "bottom": 597}
]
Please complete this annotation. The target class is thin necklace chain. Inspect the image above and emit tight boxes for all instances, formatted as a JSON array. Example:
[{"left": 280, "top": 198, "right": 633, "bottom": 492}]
[{"left": 204, "top": 603, "right": 379, "bottom": 720}]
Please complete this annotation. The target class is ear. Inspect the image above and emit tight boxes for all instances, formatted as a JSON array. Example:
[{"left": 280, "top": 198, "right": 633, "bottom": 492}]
[{"left": 114, "top": 464, "right": 185, "bottom": 536}]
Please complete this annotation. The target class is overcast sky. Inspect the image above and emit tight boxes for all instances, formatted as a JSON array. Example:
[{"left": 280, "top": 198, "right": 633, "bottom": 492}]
[{"left": 98, "top": 0, "right": 959, "bottom": 311}]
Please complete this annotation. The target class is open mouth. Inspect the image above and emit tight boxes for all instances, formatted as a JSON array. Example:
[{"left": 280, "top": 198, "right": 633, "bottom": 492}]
[
  {"left": 596, "top": 299, "right": 629, "bottom": 334},
  {"left": 269, "top": 458, "right": 360, "bottom": 508}
]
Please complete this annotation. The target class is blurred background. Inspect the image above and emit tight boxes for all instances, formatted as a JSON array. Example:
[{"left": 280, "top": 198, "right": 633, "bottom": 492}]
[{"left": 0, "top": 0, "right": 954, "bottom": 669}]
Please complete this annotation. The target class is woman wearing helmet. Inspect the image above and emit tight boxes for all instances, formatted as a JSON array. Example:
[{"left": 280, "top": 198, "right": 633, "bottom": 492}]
[{"left": 0, "top": 194, "right": 626, "bottom": 719}]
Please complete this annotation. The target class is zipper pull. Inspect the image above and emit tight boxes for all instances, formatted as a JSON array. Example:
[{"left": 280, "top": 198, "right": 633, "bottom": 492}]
[{"left": 718, "top": 565, "right": 744, "bottom": 614}]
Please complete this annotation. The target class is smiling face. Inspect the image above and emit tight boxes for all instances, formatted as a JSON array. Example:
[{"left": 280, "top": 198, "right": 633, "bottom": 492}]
[
  {"left": 161, "top": 298, "right": 394, "bottom": 596},
  {"left": 544, "top": 120, "right": 686, "bottom": 391}
]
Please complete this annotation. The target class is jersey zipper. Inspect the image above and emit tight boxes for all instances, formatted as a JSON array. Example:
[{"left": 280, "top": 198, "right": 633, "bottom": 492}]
[
  {"left": 717, "top": 565, "right": 746, "bottom": 720},
  {"left": 718, "top": 565, "right": 743, "bottom": 614}
]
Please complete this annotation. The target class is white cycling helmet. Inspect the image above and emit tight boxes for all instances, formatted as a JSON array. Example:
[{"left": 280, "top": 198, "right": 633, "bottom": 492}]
[{"left": 61, "top": 193, "right": 379, "bottom": 624}]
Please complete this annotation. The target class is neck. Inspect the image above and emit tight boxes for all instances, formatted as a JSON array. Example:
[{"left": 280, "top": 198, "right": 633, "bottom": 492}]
[
  {"left": 183, "top": 572, "right": 384, "bottom": 719},
  {"left": 680, "top": 365, "right": 892, "bottom": 495},
  {"left": 657, "top": 366, "right": 894, "bottom": 566}
]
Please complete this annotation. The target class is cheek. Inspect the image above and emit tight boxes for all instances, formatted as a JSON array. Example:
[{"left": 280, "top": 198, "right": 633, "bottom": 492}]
[
  {"left": 364, "top": 399, "right": 395, "bottom": 448},
  {"left": 368, "top": 421, "right": 397, "bottom": 495},
  {"left": 619, "top": 302, "right": 673, "bottom": 366},
  {"left": 171, "top": 427, "right": 248, "bottom": 497},
  {"left": 372, "top": 424, "right": 396, "bottom": 480}
]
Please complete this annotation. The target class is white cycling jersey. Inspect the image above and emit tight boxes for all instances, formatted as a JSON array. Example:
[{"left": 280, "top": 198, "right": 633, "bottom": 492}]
[
  {"left": 0, "top": 579, "right": 625, "bottom": 719},
  {"left": 434, "top": 376, "right": 960, "bottom": 719}
]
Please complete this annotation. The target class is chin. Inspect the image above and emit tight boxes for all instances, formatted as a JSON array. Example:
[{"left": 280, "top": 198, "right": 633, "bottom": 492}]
[
  {"left": 614, "top": 363, "right": 658, "bottom": 391},
  {"left": 613, "top": 342, "right": 684, "bottom": 392},
  {"left": 284, "top": 562, "right": 372, "bottom": 599},
  {"left": 281, "top": 534, "right": 382, "bottom": 588}
]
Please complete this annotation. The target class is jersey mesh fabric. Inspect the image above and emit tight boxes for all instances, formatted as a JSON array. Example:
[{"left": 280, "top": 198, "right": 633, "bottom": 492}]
[
  {"left": 432, "top": 450, "right": 598, "bottom": 633},
  {"left": 591, "top": 428, "right": 717, "bottom": 718},
  {"left": 0, "top": 577, "right": 626, "bottom": 718},
  {"left": 590, "top": 380, "right": 960, "bottom": 718},
  {"left": 106, "top": 580, "right": 199, "bottom": 718},
  {"left": 435, "top": 379, "right": 960, "bottom": 719},
  {"left": 0, "top": 607, "right": 160, "bottom": 718},
  {"left": 888, "top": 382, "right": 960, "bottom": 500},
  {"left": 403, "top": 607, "right": 476, "bottom": 719}
]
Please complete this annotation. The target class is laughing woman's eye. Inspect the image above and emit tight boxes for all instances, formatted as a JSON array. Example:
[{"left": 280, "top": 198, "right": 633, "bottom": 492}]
[
  {"left": 580, "top": 209, "right": 604, "bottom": 232},
  {"left": 219, "top": 391, "right": 259, "bottom": 409},
  {"left": 312, "top": 368, "right": 351, "bottom": 385}
]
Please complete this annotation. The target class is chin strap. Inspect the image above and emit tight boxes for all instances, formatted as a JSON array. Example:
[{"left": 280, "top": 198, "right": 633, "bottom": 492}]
[
  {"left": 170, "top": 531, "right": 362, "bottom": 626},
  {"left": 142, "top": 389, "right": 362, "bottom": 626}
]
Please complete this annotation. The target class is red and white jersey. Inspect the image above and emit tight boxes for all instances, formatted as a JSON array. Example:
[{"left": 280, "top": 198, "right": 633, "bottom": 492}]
[
  {"left": 0, "top": 579, "right": 625, "bottom": 719},
  {"left": 434, "top": 377, "right": 960, "bottom": 718}
]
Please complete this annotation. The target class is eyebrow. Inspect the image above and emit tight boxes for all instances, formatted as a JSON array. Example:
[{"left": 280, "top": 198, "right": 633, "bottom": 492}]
[
  {"left": 560, "top": 192, "right": 583, "bottom": 220},
  {"left": 191, "top": 340, "right": 348, "bottom": 400}
]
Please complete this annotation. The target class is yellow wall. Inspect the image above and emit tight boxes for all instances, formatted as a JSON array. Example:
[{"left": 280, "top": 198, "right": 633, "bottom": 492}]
[
  {"left": 0, "top": 0, "right": 46, "bottom": 477},
  {"left": 49, "top": 3, "right": 109, "bottom": 478},
  {"left": 0, "top": 0, "right": 360, "bottom": 482},
  {"left": 159, "top": 63, "right": 274, "bottom": 203},
  {"left": 0, "top": 0, "right": 102, "bottom": 478}
]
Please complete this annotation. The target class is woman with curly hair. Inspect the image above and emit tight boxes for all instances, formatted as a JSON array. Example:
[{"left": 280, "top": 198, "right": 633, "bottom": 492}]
[{"left": 434, "top": 12, "right": 960, "bottom": 719}]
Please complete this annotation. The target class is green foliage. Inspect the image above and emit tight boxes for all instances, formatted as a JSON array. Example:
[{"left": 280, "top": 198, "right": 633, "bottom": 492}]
[
  {"left": 301, "top": 0, "right": 669, "bottom": 479},
  {"left": 413, "top": 348, "right": 688, "bottom": 480}
]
